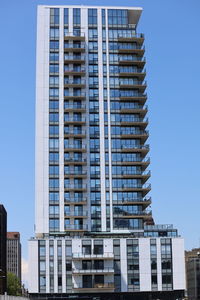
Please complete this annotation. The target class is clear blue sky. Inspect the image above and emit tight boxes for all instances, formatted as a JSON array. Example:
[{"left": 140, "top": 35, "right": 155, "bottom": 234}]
[{"left": 0, "top": 0, "right": 200, "bottom": 260}]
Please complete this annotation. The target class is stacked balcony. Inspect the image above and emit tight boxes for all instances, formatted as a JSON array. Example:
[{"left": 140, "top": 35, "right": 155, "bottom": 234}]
[
  {"left": 63, "top": 33, "right": 87, "bottom": 233},
  {"left": 111, "top": 34, "right": 151, "bottom": 229}
]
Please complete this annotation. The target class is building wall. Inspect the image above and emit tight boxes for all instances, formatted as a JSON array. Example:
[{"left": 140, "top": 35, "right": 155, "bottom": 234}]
[
  {"left": 7, "top": 233, "right": 21, "bottom": 283},
  {"left": 28, "top": 237, "right": 185, "bottom": 294}
]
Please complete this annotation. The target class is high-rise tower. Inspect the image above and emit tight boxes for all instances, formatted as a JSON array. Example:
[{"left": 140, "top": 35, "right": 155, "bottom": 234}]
[{"left": 29, "top": 5, "right": 186, "bottom": 300}]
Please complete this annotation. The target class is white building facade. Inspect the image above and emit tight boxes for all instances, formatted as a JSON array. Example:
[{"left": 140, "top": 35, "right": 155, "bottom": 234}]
[{"left": 29, "top": 5, "right": 186, "bottom": 299}]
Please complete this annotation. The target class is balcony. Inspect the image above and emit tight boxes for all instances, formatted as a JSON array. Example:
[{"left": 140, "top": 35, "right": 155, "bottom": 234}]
[
  {"left": 64, "top": 32, "right": 85, "bottom": 41},
  {"left": 64, "top": 68, "right": 86, "bottom": 76},
  {"left": 120, "top": 157, "right": 150, "bottom": 169},
  {"left": 64, "top": 117, "right": 86, "bottom": 124},
  {"left": 64, "top": 130, "right": 86, "bottom": 138},
  {"left": 118, "top": 56, "right": 146, "bottom": 67},
  {"left": 64, "top": 144, "right": 86, "bottom": 152},
  {"left": 64, "top": 79, "right": 86, "bottom": 88},
  {"left": 64, "top": 104, "right": 86, "bottom": 113},
  {"left": 73, "top": 282, "right": 114, "bottom": 292},
  {"left": 117, "top": 33, "right": 144, "bottom": 44},
  {"left": 72, "top": 253, "right": 114, "bottom": 260},
  {"left": 119, "top": 104, "right": 148, "bottom": 115},
  {"left": 72, "top": 267, "right": 114, "bottom": 275},
  {"left": 120, "top": 144, "right": 149, "bottom": 156},
  {"left": 113, "top": 196, "right": 152, "bottom": 208},
  {"left": 120, "top": 130, "right": 149, "bottom": 142},
  {"left": 64, "top": 92, "right": 86, "bottom": 100},
  {"left": 119, "top": 80, "right": 147, "bottom": 92},
  {"left": 64, "top": 55, "right": 85, "bottom": 64},
  {"left": 118, "top": 183, "right": 151, "bottom": 195},
  {"left": 64, "top": 42, "right": 85, "bottom": 52},
  {"left": 118, "top": 45, "right": 145, "bottom": 55},
  {"left": 119, "top": 117, "right": 148, "bottom": 127},
  {"left": 121, "top": 170, "right": 151, "bottom": 182},
  {"left": 119, "top": 68, "right": 146, "bottom": 79},
  {"left": 64, "top": 197, "right": 87, "bottom": 204},
  {"left": 64, "top": 224, "right": 88, "bottom": 231},
  {"left": 113, "top": 209, "right": 152, "bottom": 219},
  {"left": 65, "top": 211, "right": 87, "bottom": 218},
  {"left": 65, "top": 170, "right": 87, "bottom": 178},
  {"left": 119, "top": 92, "right": 147, "bottom": 103},
  {"left": 64, "top": 157, "right": 87, "bottom": 165},
  {"left": 64, "top": 184, "right": 87, "bottom": 191}
]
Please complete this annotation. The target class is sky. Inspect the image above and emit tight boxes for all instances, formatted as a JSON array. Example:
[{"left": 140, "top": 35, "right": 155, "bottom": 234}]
[{"left": 0, "top": 0, "right": 200, "bottom": 283}]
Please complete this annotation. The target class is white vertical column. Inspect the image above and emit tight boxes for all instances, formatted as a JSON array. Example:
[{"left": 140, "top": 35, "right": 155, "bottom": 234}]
[
  {"left": 157, "top": 238, "right": 162, "bottom": 291},
  {"left": 105, "top": 9, "right": 113, "bottom": 232},
  {"left": 172, "top": 238, "right": 186, "bottom": 290},
  {"left": 54, "top": 240, "right": 58, "bottom": 292},
  {"left": 62, "top": 239, "right": 66, "bottom": 292},
  {"left": 97, "top": 8, "right": 106, "bottom": 232},
  {"left": 139, "top": 238, "right": 151, "bottom": 291},
  {"left": 59, "top": 8, "right": 64, "bottom": 233},
  {"left": 81, "top": 8, "right": 91, "bottom": 231},
  {"left": 46, "top": 240, "right": 50, "bottom": 293},
  {"left": 69, "top": 8, "right": 73, "bottom": 33},
  {"left": 120, "top": 239, "right": 128, "bottom": 291},
  {"left": 28, "top": 240, "right": 39, "bottom": 293},
  {"left": 35, "top": 6, "right": 50, "bottom": 235}
]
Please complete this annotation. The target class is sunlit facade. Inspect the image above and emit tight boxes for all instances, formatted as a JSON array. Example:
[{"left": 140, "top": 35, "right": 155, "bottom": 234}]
[{"left": 28, "top": 6, "right": 185, "bottom": 300}]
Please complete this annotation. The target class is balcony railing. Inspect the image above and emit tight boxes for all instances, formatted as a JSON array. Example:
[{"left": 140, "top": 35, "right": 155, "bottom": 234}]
[
  {"left": 117, "top": 33, "right": 144, "bottom": 39},
  {"left": 72, "top": 253, "right": 114, "bottom": 259},
  {"left": 64, "top": 79, "right": 86, "bottom": 85},
  {"left": 64, "top": 32, "right": 85, "bottom": 38},
  {"left": 121, "top": 183, "right": 151, "bottom": 189},
  {"left": 72, "top": 268, "right": 114, "bottom": 274},
  {"left": 64, "top": 130, "right": 86, "bottom": 136},
  {"left": 118, "top": 45, "right": 145, "bottom": 51},
  {"left": 64, "top": 55, "right": 85, "bottom": 61},
  {"left": 113, "top": 210, "right": 152, "bottom": 217},
  {"left": 64, "top": 184, "right": 87, "bottom": 189},
  {"left": 73, "top": 282, "right": 114, "bottom": 289},
  {"left": 64, "top": 224, "right": 88, "bottom": 230},
  {"left": 64, "top": 170, "right": 87, "bottom": 176},
  {"left": 64, "top": 144, "right": 86, "bottom": 150},
  {"left": 64, "top": 197, "right": 87, "bottom": 203},
  {"left": 120, "top": 130, "right": 149, "bottom": 136},
  {"left": 64, "top": 67, "right": 86, "bottom": 73},
  {"left": 64, "top": 117, "right": 86, "bottom": 123},
  {"left": 65, "top": 211, "right": 88, "bottom": 217},
  {"left": 119, "top": 196, "right": 151, "bottom": 203},
  {"left": 119, "top": 56, "right": 145, "bottom": 63},
  {"left": 64, "top": 42, "right": 85, "bottom": 49},
  {"left": 121, "top": 157, "right": 150, "bottom": 163},
  {"left": 64, "top": 104, "right": 86, "bottom": 110},
  {"left": 64, "top": 157, "right": 87, "bottom": 163},
  {"left": 120, "top": 145, "right": 149, "bottom": 150},
  {"left": 64, "top": 92, "right": 86, "bottom": 98},
  {"left": 121, "top": 170, "right": 150, "bottom": 176}
]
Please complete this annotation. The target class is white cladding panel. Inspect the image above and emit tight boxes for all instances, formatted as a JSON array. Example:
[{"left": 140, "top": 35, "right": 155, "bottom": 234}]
[
  {"left": 172, "top": 238, "right": 186, "bottom": 290},
  {"left": 120, "top": 239, "right": 128, "bottom": 292},
  {"left": 139, "top": 238, "right": 151, "bottom": 291},
  {"left": 35, "top": 6, "right": 49, "bottom": 234},
  {"left": 28, "top": 240, "right": 39, "bottom": 293}
]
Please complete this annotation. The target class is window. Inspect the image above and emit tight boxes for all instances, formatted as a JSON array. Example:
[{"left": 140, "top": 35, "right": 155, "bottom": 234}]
[
  {"left": 50, "top": 8, "right": 59, "bottom": 25},
  {"left": 49, "top": 192, "right": 59, "bottom": 202},
  {"left": 49, "top": 53, "right": 59, "bottom": 62},
  {"left": 64, "top": 8, "right": 68, "bottom": 25},
  {"left": 73, "top": 8, "right": 80, "bottom": 25},
  {"left": 88, "top": 9, "right": 97, "bottom": 25},
  {"left": 49, "top": 139, "right": 59, "bottom": 150}
]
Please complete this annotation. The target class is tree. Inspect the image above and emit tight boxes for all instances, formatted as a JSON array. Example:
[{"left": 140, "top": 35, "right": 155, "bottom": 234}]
[{"left": 7, "top": 272, "right": 21, "bottom": 296}]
